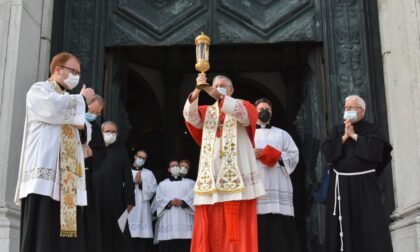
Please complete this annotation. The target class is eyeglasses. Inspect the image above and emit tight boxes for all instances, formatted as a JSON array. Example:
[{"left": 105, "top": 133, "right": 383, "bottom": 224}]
[
  {"left": 344, "top": 106, "right": 362, "bottom": 111},
  {"left": 58, "top": 65, "right": 80, "bottom": 75}
]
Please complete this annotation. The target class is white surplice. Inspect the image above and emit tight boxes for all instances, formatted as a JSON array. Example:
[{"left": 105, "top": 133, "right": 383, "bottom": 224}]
[
  {"left": 128, "top": 167, "right": 157, "bottom": 238},
  {"left": 151, "top": 177, "right": 195, "bottom": 244},
  {"left": 183, "top": 96, "right": 265, "bottom": 206},
  {"left": 14, "top": 80, "right": 87, "bottom": 205},
  {"left": 255, "top": 125, "right": 299, "bottom": 216}
]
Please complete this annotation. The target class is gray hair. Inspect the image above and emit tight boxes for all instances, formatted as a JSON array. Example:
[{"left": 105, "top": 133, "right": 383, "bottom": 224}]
[
  {"left": 88, "top": 95, "right": 105, "bottom": 106},
  {"left": 213, "top": 75, "right": 233, "bottom": 87},
  {"left": 101, "top": 121, "right": 118, "bottom": 132},
  {"left": 345, "top": 95, "right": 366, "bottom": 110}
]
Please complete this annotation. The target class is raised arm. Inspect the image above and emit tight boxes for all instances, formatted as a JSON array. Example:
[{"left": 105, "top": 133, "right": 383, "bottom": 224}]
[
  {"left": 183, "top": 90, "right": 204, "bottom": 129},
  {"left": 27, "top": 83, "right": 86, "bottom": 126},
  {"left": 220, "top": 96, "right": 254, "bottom": 126}
]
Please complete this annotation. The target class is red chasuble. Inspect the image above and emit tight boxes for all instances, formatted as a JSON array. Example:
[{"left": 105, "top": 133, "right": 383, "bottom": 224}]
[
  {"left": 185, "top": 98, "right": 259, "bottom": 252},
  {"left": 185, "top": 98, "right": 258, "bottom": 148}
]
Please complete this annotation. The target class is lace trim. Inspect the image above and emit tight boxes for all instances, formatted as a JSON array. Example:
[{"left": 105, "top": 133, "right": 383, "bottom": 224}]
[
  {"left": 232, "top": 101, "right": 247, "bottom": 122},
  {"left": 22, "top": 167, "right": 56, "bottom": 183},
  {"left": 241, "top": 171, "right": 261, "bottom": 186},
  {"left": 183, "top": 110, "right": 200, "bottom": 122},
  {"left": 63, "top": 96, "right": 79, "bottom": 124}
]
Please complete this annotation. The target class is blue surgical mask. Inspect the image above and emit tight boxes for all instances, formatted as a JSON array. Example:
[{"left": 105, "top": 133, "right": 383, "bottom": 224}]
[
  {"left": 217, "top": 87, "right": 227, "bottom": 96},
  {"left": 343, "top": 111, "right": 358, "bottom": 122},
  {"left": 135, "top": 158, "right": 145, "bottom": 167},
  {"left": 85, "top": 112, "right": 97, "bottom": 122}
]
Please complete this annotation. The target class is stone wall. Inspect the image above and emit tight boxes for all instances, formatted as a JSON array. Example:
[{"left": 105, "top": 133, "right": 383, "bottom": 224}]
[
  {"left": 0, "top": 0, "right": 53, "bottom": 251},
  {"left": 378, "top": 0, "right": 420, "bottom": 251}
]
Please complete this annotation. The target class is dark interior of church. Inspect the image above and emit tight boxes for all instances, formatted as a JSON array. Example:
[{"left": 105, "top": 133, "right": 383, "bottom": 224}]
[{"left": 105, "top": 42, "right": 322, "bottom": 251}]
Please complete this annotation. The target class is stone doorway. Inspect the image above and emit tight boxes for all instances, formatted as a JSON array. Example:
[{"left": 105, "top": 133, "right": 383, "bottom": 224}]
[{"left": 103, "top": 42, "right": 327, "bottom": 251}]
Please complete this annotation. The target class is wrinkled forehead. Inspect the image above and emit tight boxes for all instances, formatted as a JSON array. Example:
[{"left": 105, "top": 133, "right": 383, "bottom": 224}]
[
  {"left": 213, "top": 78, "right": 229, "bottom": 87},
  {"left": 344, "top": 98, "right": 359, "bottom": 107},
  {"left": 103, "top": 124, "right": 117, "bottom": 132}
]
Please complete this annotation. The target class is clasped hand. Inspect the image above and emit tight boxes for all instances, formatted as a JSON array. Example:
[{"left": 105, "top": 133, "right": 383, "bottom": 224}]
[{"left": 342, "top": 119, "right": 357, "bottom": 142}]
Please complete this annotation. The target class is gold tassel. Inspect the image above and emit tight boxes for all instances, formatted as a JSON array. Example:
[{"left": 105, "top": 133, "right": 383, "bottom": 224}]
[
  {"left": 75, "top": 163, "right": 82, "bottom": 177},
  {"left": 60, "top": 230, "right": 77, "bottom": 238}
]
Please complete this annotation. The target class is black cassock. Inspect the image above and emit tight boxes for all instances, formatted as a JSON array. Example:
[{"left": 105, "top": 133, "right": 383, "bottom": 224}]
[
  {"left": 158, "top": 239, "right": 191, "bottom": 252},
  {"left": 321, "top": 119, "right": 393, "bottom": 252},
  {"left": 20, "top": 118, "right": 90, "bottom": 252},
  {"left": 84, "top": 120, "right": 106, "bottom": 252},
  {"left": 20, "top": 195, "right": 86, "bottom": 252},
  {"left": 95, "top": 141, "right": 135, "bottom": 252}
]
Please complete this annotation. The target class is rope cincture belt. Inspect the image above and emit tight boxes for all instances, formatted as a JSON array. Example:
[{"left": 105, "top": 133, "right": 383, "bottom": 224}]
[{"left": 333, "top": 169, "right": 376, "bottom": 252}]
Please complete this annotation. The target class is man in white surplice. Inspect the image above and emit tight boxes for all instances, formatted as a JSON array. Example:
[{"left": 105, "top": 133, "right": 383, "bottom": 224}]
[
  {"left": 128, "top": 149, "right": 157, "bottom": 250},
  {"left": 151, "top": 159, "right": 195, "bottom": 252},
  {"left": 15, "top": 52, "right": 95, "bottom": 252},
  {"left": 254, "top": 98, "right": 301, "bottom": 252}
]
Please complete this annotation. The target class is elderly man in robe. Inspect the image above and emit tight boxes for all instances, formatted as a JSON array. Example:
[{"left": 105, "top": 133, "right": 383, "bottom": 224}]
[
  {"left": 183, "top": 73, "right": 265, "bottom": 252},
  {"left": 321, "top": 95, "right": 393, "bottom": 252},
  {"left": 96, "top": 121, "right": 135, "bottom": 252}
]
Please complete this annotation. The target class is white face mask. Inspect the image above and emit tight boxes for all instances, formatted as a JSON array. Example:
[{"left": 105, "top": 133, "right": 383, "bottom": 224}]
[
  {"left": 170, "top": 166, "right": 181, "bottom": 178},
  {"left": 63, "top": 72, "right": 80, "bottom": 90},
  {"left": 103, "top": 133, "right": 117, "bottom": 146},
  {"left": 180, "top": 166, "right": 188, "bottom": 175},
  {"left": 217, "top": 87, "right": 227, "bottom": 96},
  {"left": 135, "top": 158, "right": 145, "bottom": 167},
  {"left": 343, "top": 111, "right": 358, "bottom": 122}
]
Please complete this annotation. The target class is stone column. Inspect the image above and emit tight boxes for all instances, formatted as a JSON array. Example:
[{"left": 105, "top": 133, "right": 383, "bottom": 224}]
[
  {"left": 378, "top": 0, "right": 420, "bottom": 251},
  {"left": 0, "top": 0, "right": 54, "bottom": 251}
]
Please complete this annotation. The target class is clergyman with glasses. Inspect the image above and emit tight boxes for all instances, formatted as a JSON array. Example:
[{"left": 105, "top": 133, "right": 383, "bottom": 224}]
[
  {"left": 321, "top": 95, "right": 393, "bottom": 252},
  {"left": 15, "top": 52, "right": 95, "bottom": 252}
]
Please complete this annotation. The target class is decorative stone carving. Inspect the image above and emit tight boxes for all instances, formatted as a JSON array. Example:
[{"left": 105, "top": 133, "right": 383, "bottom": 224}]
[
  {"left": 324, "top": 0, "right": 368, "bottom": 117},
  {"left": 105, "top": 0, "right": 316, "bottom": 45},
  {"left": 294, "top": 49, "right": 326, "bottom": 251}
]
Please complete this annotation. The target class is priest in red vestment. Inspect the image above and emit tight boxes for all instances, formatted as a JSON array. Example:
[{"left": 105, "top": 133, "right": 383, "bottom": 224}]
[{"left": 183, "top": 73, "right": 265, "bottom": 252}]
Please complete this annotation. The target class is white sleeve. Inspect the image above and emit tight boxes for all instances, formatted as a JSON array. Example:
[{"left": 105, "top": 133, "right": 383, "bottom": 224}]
[
  {"left": 220, "top": 96, "right": 250, "bottom": 126},
  {"left": 151, "top": 183, "right": 171, "bottom": 217},
  {"left": 183, "top": 95, "right": 203, "bottom": 128},
  {"left": 180, "top": 179, "right": 195, "bottom": 214},
  {"left": 83, "top": 120, "right": 92, "bottom": 157},
  {"left": 280, "top": 131, "right": 299, "bottom": 175},
  {"left": 27, "top": 83, "right": 85, "bottom": 126},
  {"left": 141, "top": 171, "right": 157, "bottom": 201}
]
